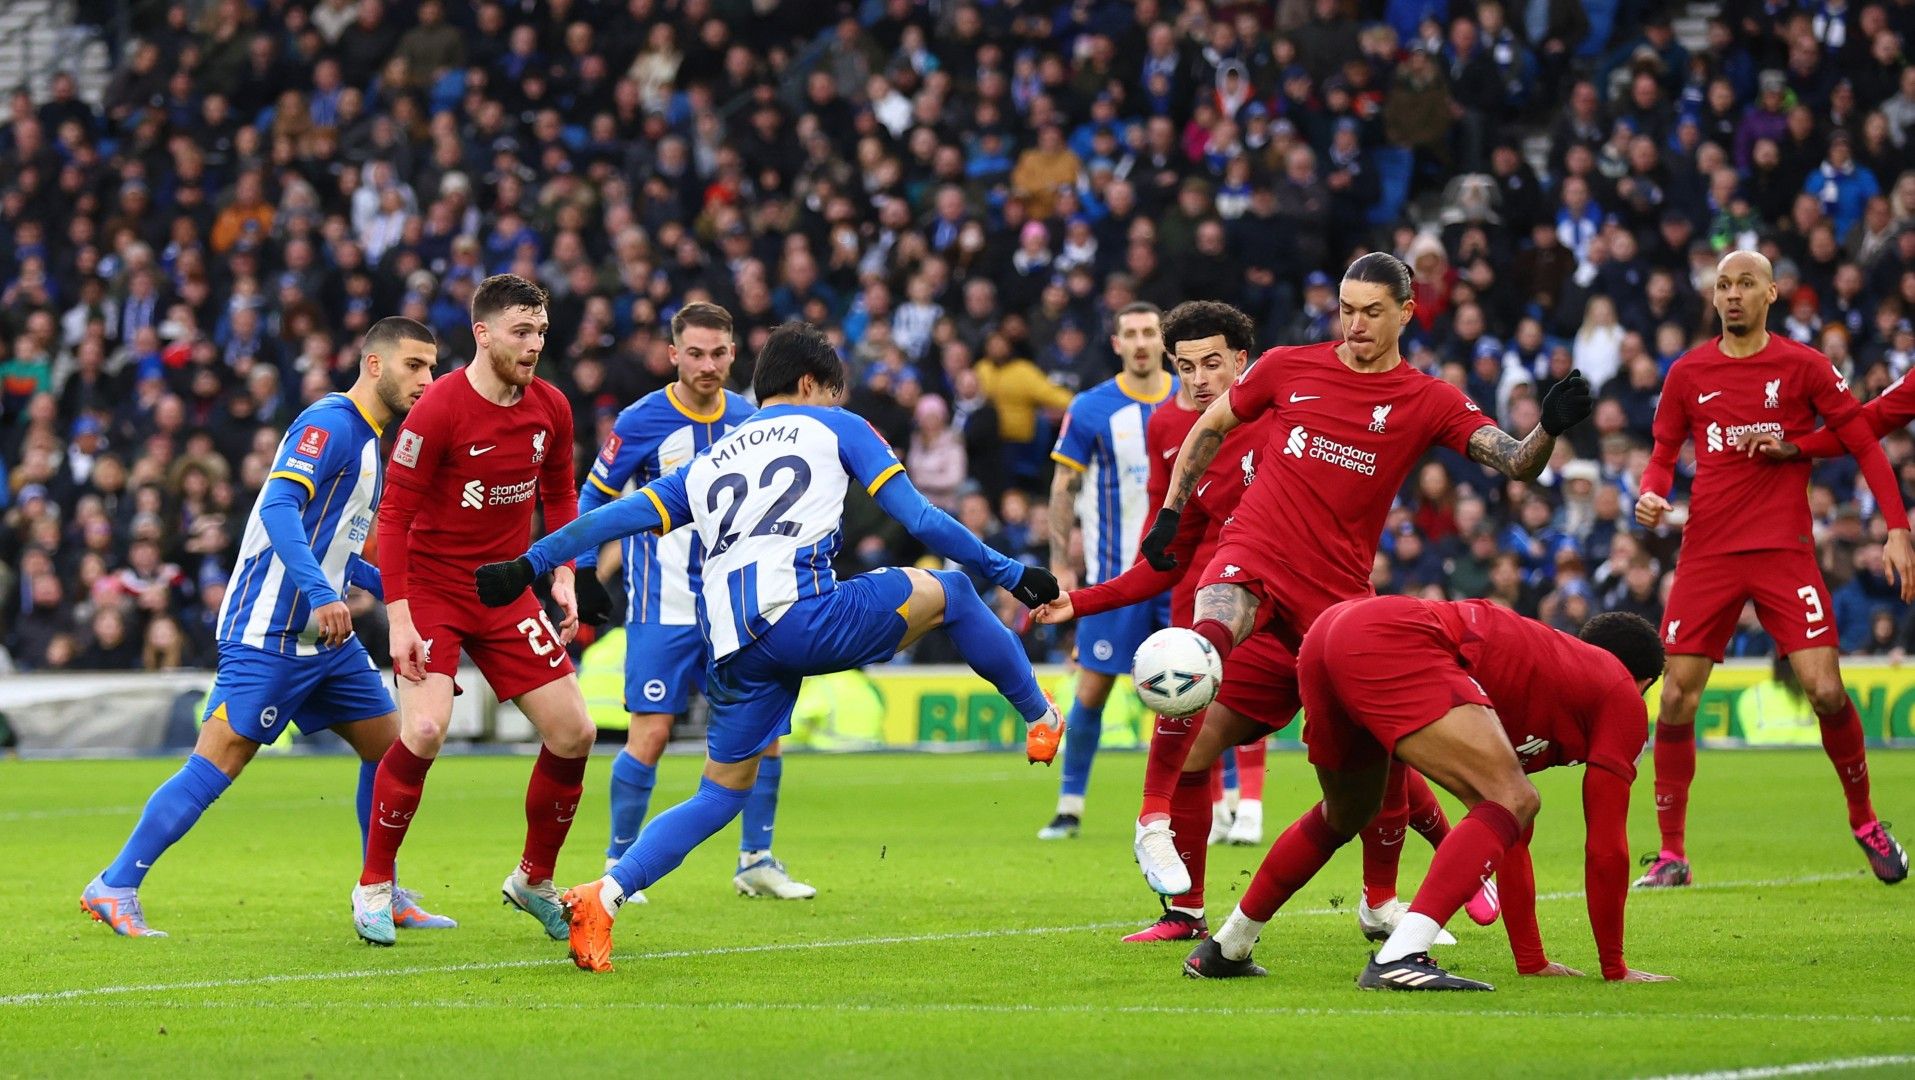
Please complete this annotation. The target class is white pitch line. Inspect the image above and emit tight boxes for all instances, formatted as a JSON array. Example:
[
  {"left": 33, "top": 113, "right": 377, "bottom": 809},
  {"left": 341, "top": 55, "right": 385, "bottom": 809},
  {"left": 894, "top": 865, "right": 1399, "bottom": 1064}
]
[
  {"left": 2, "top": 870, "right": 1865, "bottom": 1007},
  {"left": 1639, "top": 1055, "right": 1915, "bottom": 1080},
  {"left": 10, "top": 998, "right": 1910, "bottom": 1030}
]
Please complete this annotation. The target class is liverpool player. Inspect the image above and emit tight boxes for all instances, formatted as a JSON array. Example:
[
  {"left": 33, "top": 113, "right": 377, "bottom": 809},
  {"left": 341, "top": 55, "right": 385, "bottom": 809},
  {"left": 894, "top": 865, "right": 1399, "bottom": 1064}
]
[
  {"left": 1635, "top": 250, "right": 1912, "bottom": 888},
  {"left": 1040, "top": 302, "right": 1170, "bottom": 839},
  {"left": 351, "top": 275, "right": 605, "bottom": 946},
  {"left": 1185, "top": 601, "right": 1675, "bottom": 991},
  {"left": 1037, "top": 301, "right": 1464, "bottom": 943}
]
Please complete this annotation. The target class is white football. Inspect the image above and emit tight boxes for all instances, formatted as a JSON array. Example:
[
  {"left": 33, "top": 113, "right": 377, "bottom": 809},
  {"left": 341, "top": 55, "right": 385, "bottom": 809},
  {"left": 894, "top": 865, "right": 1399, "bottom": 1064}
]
[{"left": 1131, "top": 627, "right": 1223, "bottom": 718}]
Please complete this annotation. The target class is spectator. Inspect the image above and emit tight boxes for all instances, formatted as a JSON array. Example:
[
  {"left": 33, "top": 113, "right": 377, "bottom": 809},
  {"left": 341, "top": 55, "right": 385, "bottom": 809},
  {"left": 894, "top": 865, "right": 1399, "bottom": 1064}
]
[{"left": 906, "top": 395, "right": 967, "bottom": 513}]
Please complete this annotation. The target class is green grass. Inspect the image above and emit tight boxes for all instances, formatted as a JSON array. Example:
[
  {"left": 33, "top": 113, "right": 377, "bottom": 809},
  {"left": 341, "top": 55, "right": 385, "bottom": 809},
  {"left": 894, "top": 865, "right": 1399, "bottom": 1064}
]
[{"left": 3, "top": 749, "right": 1911, "bottom": 1078}]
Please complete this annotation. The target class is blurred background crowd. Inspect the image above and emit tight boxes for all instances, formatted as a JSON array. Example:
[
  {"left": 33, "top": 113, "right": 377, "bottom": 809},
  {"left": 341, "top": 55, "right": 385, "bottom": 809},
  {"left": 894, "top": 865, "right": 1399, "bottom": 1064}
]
[{"left": 6, "top": 0, "right": 1915, "bottom": 674}]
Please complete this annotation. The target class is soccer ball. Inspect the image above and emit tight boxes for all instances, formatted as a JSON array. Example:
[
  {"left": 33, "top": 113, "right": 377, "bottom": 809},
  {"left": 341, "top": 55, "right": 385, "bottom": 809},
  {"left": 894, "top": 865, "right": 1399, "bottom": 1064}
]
[{"left": 1131, "top": 628, "right": 1223, "bottom": 718}]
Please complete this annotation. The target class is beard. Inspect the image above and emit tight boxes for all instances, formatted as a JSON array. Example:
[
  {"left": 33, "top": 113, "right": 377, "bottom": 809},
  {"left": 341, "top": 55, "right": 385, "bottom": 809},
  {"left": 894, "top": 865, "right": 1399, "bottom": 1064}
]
[
  {"left": 488, "top": 342, "right": 535, "bottom": 386},
  {"left": 376, "top": 372, "right": 415, "bottom": 416}
]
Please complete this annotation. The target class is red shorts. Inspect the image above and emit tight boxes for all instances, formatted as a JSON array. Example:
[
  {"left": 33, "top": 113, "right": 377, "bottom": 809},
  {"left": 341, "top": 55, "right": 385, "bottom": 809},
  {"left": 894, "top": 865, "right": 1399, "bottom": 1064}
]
[
  {"left": 1214, "top": 633, "right": 1302, "bottom": 734},
  {"left": 1662, "top": 549, "right": 1834, "bottom": 662},
  {"left": 410, "top": 578, "right": 576, "bottom": 701},
  {"left": 1195, "top": 541, "right": 1358, "bottom": 652},
  {"left": 1299, "top": 596, "right": 1492, "bottom": 772}
]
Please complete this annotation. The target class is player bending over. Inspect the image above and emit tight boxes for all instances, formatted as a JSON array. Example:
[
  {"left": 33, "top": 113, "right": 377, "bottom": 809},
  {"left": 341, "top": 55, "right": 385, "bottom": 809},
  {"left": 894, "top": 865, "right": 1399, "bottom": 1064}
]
[
  {"left": 84, "top": 318, "right": 448, "bottom": 936},
  {"left": 1036, "top": 300, "right": 1471, "bottom": 944},
  {"left": 1186, "top": 602, "right": 1674, "bottom": 991},
  {"left": 351, "top": 275, "right": 598, "bottom": 946},
  {"left": 1635, "top": 250, "right": 1911, "bottom": 888},
  {"left": 1040, "top": 302, "right": 1172, "bottom": 839},
  {"left": 577, "top": 301, "right": 813, "bottom": 901},
  {"left": 476, "top": 322, "right": 1065, "bottom": 972}
]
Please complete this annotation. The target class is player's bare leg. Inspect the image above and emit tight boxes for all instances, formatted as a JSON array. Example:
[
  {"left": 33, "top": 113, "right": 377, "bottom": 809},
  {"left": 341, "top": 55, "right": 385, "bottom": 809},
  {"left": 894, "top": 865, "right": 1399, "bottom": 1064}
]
[
  {"left": 335, "top": 714, "right": 456, "bottom": 930},
  {"left": 1360, "top": 704, "right": 1538, "bottom": 990},
  {"left": 1042, "top": 668, "right": 1114, "bottom": 839},
  {"left": 503, "top": 674, "right": 595, "bottom": 939},
  {"left": 1789, "top": 646, "right": 1908, "bottom": 883},
  {"left": 1639, "top": 654, "right": 1713, "bottom": 887},
  {"left": 1191, "top": 763, "right": 1390, "bottom": 978},
  {"left": 1188, "top": 583, "right": 1259, "bottom": 660},
  {"left": 355, "top": 672, "right": 456, "bottom": 945}
]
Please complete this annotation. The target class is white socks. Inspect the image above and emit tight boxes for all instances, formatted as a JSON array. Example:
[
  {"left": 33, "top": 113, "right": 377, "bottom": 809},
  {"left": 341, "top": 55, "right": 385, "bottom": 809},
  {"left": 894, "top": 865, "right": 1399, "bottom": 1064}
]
[
  {"left": 1214, "top": 906, "right": 1265, "bottom": 961},
  {"left": 1057, "top": 794, "right": 1086, "bottom": 816},
  {"left": 1374, "top": 912, "right": 1442, "bottom": 964},
  {"left": 597, "top": 875, "right": 625, "bottom": 918}
]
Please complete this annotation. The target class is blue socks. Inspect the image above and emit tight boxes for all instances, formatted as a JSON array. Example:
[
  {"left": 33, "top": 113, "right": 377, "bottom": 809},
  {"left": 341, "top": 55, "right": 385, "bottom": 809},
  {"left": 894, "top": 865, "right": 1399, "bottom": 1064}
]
[
  {"left": 607, "top": 750, "right": 657, "bottom": 860},
  {"left": 606, "top": 777, "right": 750, "bottom": 896},
  {"left": 356, "top": 758, "right": 376, "bottom": 857},
  {"left": 933, "top": 570, "right": 1048, "bottom": 722},
  {"left": 1059, "top": 699, "right": 1104, "bottom": 799},
  {"left": 102, "top": 754, "right": 232, "bottom": 888},
  {"left": 1220, "top": 746, "right": 1239, "bottom": 793},
  {"left": 741, "top": 756, "right": 782, "bottom": 853}
]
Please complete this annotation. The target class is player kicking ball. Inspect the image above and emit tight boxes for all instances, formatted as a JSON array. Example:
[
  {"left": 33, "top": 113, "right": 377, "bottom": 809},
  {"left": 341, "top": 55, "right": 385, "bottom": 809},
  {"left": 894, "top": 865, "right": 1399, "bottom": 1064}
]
[
  {"left": 475, "top": 322, "right": 1065, "bottom": 972},
  {"left": 1186, "top": 601, "right": 1675, "bottom": 991},
  {"left": 84, "top": 318, "right": 449, "bottom": 936},
  {"left": 351, "top": 275, "right": 602, "bottom": 946},
  {"left": 578, "top": 301, "right": 813, "bottom": 900},
  {"left": 1635, "top": 250, "right": 1911, "bottom": 888}
]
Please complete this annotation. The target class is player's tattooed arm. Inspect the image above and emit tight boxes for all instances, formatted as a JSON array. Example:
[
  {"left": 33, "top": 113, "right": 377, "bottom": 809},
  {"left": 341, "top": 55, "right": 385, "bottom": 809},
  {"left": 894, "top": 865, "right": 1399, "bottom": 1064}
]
[
  {"left": 1467, "top": 425, "right": 1553, "bottom": 482},
  {"left": 1193, "top": 582, "right": 1258, "bottom": 643},
  {"left": 1170, "top": 428, "right": 1226, "bottom": 510},
  {"left": 1048, "top": 464, "right": 1084, "bottom": 587}
]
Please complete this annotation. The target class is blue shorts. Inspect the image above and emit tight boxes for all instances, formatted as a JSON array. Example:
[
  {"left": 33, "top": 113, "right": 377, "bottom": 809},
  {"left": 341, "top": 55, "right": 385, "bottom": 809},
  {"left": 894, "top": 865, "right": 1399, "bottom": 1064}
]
[
  {"left": 622, "top": 621, "right": 705, "bottom": 714},
  {"left": 1076, "top": 602, "right": 1155, "bottom": 676},
  {"left": 703, "top": 568, "right": 913, "bottom": 764},
  {"left": 204, "top": 640, "right": 395, "bottom": 743}
]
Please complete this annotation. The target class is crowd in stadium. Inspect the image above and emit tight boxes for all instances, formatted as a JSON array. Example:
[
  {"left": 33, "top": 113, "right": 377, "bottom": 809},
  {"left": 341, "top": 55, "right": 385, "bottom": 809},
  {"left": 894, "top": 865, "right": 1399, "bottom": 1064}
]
[{"left": 4, "top": 0, "right": 1915, "bottom": 674}]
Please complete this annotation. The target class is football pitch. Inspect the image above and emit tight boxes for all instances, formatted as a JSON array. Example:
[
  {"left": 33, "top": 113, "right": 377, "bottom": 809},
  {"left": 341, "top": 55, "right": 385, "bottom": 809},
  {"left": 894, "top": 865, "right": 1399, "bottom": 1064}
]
[{"left": 4, "top": 749, "right": 1911, "bottom": 1078}]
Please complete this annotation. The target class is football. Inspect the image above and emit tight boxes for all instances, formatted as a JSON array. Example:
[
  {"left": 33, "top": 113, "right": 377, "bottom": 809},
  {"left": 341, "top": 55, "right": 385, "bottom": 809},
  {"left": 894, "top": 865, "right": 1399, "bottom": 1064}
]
[{"left": 1131, "top": 627, "right": 1223, "bottom": 718}]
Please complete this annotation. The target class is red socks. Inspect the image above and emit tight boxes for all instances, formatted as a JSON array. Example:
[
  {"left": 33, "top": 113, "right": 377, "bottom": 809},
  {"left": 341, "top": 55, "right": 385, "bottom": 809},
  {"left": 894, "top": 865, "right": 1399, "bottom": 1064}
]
[
  {"left": 1405, "top": 769, "right": 1450, "bottom": 845},
  {"left": 1241, "top": 803, "right": 1353, "bottom": 921},
  {"left": 1169, "top": 768, "right": 1214, "bottom": 910},
  {"left": 1361, "top": 763, "right": 1412, "bottom": 907},
  {"left": 1237, "top": 739, "right": 1267, "bottom": 801},
  {"left": 1653, "top": 722, "right": 1696, "bottom": 858},
  {"left": 1191, "top": 618, "right": 1236, "bottom": 662},
  {"left": 1407, "top": 801, "right": 1521, "bottom": 926},
  {"left": 1140, "top": 713, "right": 1202, "bottom": 821},
  {"left": 519, "top": 746, "right": 589, "bottom": 882},
  {"left": 1817, "top": 700, "right": 1876, "bottom": 830},
  {"left": 360, "top": 739, "right": 434, "bottom": 886}
]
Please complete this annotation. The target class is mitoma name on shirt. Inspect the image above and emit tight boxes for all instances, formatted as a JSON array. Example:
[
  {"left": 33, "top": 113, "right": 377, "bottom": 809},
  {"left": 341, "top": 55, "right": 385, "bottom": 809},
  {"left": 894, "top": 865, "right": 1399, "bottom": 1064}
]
[
  {"left": 1705, "top": 420, "right": 1783, "bottom": 454},
  {"left": 709, "top": 422, "right": 801, "bottom": 464},
  {"left": 1282, "top": 424, "right": 1377, "bottom": 476},
  {"left": 461, "top": 477, "right": 538, "bottom": 509}
]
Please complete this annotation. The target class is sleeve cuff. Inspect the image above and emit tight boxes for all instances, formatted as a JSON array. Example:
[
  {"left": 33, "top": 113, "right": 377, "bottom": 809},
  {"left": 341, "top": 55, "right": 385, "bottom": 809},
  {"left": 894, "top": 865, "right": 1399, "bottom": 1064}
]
[
  {"left": 866, "top": 462, "right": 906, "bottom": 495},
  {"left": 268, "top": 470, "right": 317, "bottom": 498},
  {"left": 587, "top": 473, "right": 621, "bottom": 497},
  {"left": 1049, "top": 452, "right": 1086, "bottom": 472},
  {"left": 642, "top": 487, "right": 672, "bottom": 532}
]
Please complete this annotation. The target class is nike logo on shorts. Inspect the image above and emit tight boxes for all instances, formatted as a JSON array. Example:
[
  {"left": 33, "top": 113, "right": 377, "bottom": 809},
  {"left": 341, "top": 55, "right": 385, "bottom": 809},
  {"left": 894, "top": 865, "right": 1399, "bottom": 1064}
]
[{"left": 1806, "top": 626, "right": 1829, "bottom": 638}]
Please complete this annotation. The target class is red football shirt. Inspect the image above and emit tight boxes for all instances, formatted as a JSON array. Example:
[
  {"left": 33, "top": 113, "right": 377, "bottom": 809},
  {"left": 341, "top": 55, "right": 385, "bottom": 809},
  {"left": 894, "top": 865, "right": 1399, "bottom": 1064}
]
[
  {"left": 1792, "top": 370, "right": 1915, "bottom": 459},
  {"left": 377, "top": 367, "right": 579, "bottom": 600},
  {"left": 1074, "top": 410, "right": 1270, "bottom": 625},
  {"left": 1642, "top": 335, "right": 1908, "bottom": 557},
  {"left": 1224, "top": 342, "right": 1494, "bottom": 622}
]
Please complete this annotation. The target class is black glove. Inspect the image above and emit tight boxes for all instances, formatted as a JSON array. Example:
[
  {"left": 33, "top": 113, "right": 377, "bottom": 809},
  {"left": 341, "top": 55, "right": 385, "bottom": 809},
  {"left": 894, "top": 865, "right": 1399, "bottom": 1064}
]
[
  {"left": 572, "top": 568, "right": 616, "bottom": 626},
  {"left": 1010, "top": 565, "right": 1060, "bottom": 609},
  {"left": 475, "top": 557, "right": 535, "bottom": 607},
  {"left": 1540, "top": 368, "right": 1594, "bottom": 436},
  {"left": 1140, "top": 508, "right": 1181, "bottom": 571}
]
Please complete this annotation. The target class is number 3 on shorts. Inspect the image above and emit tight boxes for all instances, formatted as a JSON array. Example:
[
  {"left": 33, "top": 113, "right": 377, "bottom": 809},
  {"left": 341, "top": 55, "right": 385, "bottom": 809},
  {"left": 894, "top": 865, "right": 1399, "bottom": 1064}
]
[
  {"left": 1798, "top": 586, "right": 1825, "bottom": 626},
  {"left": 517, "top": 613, "right": 566, "bottom": 668}
]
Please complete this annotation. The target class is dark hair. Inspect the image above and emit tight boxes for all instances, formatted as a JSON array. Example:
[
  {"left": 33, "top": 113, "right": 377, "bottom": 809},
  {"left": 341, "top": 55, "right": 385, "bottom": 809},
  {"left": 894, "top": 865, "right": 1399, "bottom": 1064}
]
[
  {"left": 753, "top": 321, "right": 845, "bottom": 401},
  {"left": 1342, "top": 252, "right": 1414, "bottom": 304},
  {"left": 1114, "top": 301, "right": 1162, "bottom": 324},
  {"left": 361, "top": 316, "right": 435, "bottom": 359},
  {"left": 1161, "top": 300, "right": 1257, "bottom": 356},
  {"left": 1579, "top": 611, "right": 1665, "bottom": 683},
  {"left": 671, "top": 300, "right": 734, "bottom": 342},
  {"left": 470, "top": 273, "right": 548, "bottom": 325}
]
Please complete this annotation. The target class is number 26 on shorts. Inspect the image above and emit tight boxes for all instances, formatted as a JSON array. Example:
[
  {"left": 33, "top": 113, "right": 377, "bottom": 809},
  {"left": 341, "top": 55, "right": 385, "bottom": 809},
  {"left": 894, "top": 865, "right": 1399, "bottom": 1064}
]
[{"left": 517, "top": 613, "right": 566, "bottom": 668}]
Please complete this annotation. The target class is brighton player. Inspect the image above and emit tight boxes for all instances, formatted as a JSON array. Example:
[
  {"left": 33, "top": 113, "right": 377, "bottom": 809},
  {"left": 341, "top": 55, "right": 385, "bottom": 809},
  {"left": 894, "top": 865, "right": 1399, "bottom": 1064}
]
[
  {"left": 1038, "top": 301, "right": 1464, "bottom": 944},
  {"left": 475, "top": 322, "right": 1065, "bottom": 972},
  {"left": 1186, "top": 601, "right": 1675, "bottom": 991},
  {"left": 1634, "top": 250, "right": 1912, "bottom": 888},
  {"left": 1040, "top": 302, "right": 1172, "bottom": 839},
  {"left": 578, "top": 302, "right": 813, "bottom": 900},
  {"left": 351, "top": 275, "right": 601, "bottom": 946},
  {"left": 83, "top": 318, "right": 448, "bottom": 936}
]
